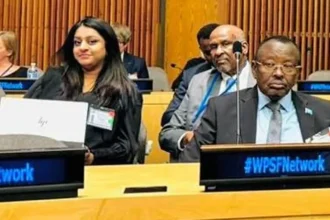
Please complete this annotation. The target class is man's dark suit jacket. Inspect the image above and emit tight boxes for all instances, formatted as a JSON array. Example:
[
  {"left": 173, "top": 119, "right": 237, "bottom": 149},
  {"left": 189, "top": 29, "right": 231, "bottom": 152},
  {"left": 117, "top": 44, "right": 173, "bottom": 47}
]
[
  {"left": 24, "top": 67, "right": 143, "bottom": 165},
  {"left": 179, "top": 86, "right": 330, "bottom": 162},
  {"left": 123, "top": 52, "right": 149, "bottom": 78},
  {"left": 161, "top": 61, "right": 212, "bottom": 126},
  {"left": 171, "top": 57, "right": 206, "bottom": 90}
]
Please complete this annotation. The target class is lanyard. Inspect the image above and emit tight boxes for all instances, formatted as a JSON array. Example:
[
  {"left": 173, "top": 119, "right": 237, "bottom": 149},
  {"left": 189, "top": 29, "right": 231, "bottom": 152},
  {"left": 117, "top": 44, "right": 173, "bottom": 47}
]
[{"left": 192, "top": 74, "right": 236, "bottom": 124}]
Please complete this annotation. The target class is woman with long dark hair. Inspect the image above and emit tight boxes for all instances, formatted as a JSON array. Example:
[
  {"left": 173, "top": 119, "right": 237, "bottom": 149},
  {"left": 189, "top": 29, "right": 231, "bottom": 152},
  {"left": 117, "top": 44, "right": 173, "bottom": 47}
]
[{"left": 25, "top": 17, "right": 142, "bottom": 165}]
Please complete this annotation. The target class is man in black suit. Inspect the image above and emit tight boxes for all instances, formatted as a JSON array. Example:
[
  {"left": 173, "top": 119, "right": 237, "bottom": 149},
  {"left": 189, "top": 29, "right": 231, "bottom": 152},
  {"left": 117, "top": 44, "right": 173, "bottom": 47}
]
[
  {"left": 179, "top": 36, "right": 330, "bottom": 162},
  {"left": 112, "top": 23, "right": 149, "bottom": 79},
  {"left": 161, "top": 23, "right": 219, "bottom": 126},
  {"left": 171, "top": 57, "right": 207, "bottom": 91}
]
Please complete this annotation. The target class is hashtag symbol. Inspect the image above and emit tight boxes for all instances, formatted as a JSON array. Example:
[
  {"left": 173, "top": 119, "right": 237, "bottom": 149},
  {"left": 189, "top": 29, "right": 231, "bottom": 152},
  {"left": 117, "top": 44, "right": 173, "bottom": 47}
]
[{"left": 244, "top": 158, "right": 252, "bottom": 174}]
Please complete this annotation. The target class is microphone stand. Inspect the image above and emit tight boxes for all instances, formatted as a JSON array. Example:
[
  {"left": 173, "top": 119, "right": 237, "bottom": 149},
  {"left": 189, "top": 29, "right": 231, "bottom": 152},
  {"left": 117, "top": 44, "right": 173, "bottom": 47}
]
[
  {"left": 170, "top": 64, "right": 183, "bottom": 71},
  {"left": 236, "top": 56, "right": 241, "bottom": 144},
  {"left": 233, "top": 41, "right": 243, "bottom": 145}
]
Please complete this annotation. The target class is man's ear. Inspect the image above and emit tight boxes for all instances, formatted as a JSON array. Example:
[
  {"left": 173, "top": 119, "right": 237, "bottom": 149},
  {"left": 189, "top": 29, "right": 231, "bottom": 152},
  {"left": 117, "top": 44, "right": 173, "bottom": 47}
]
[
  {"left": 242, "top": 41, "right": 248, "bottom": 56},
  {"left": 123, "top": 43, "right": 129, "bottom": 51},
  {"left": 251, "top": 61, "right": 258, "bottom": 79},
  {"left": 199, "top": 49, "right": 205, "bottom": 59},
  {"left": 294, "top": 68, "right": 301, "bottom": 82}
]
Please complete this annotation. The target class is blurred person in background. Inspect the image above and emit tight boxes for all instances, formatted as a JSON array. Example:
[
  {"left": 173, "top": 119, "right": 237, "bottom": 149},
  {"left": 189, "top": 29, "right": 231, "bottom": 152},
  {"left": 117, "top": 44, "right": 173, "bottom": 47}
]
[
  {"left": 112, "top": 23, "right": 149, "bottom": 79},
  {"left": 159, "top": 25, "right": 256, "bottom": 162},
  {"left": 0, "top": 31, "right": 28, "bottom": 77},
  {"left": 161, "top": 23, "right": 219, "bottom": 126}
]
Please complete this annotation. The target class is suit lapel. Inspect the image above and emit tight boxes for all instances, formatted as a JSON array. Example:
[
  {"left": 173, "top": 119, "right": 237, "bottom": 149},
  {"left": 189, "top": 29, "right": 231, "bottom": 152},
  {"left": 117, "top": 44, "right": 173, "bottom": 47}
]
[
  {"left": 240, "top": 87, "right": 258, "bottom": 143},
  {"left": 293, "top": 92, "right": 315, "bottom": 141},
  {"left": 202, "top": 69, "right": 221, "bottom": 97}
]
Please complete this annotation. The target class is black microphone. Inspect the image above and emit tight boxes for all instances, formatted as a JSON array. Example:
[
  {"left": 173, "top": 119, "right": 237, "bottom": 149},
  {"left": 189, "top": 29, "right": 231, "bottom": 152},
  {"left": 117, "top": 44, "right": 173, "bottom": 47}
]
[
  {"left": 170, "top": 63, "right": 183, "bottom": 71},
  {"left": 233, "top": 41, "right": 242, "bottom": 60},
  {"left": 233, "top": 41, "right": 242, "bottom": 144}
]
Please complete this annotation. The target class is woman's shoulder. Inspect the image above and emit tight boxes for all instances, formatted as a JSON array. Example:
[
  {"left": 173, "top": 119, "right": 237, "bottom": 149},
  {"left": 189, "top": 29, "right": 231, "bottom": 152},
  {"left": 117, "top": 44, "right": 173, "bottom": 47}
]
[
  {"left": 18, "top": 66, "right": 28, "bottom": 72},
  {"left": 37, "top": 66, "right": 64, "bottom": 90},
  {"left": 6, "top": 66, "right": 28, "bottom": 77},
  {"left": 15, "top": 66, "right": 28, "bottom": 77},
  {"left": 44, "top": 66, "right": 64, "bottom": 77},
  {"left": 40, "top": 66, "right": 64, "bottom": 83},
  {"left": 24, "top": 66, "right": 64, "bottom": 99}
]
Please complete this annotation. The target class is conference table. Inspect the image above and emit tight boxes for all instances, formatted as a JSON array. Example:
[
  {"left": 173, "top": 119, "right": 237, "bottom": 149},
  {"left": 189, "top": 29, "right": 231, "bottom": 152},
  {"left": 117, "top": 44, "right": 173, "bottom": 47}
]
[
  {"left": 142, "top": 92, "right": 330, "bottom": 164},
  {"left": 1, "top": 163, "right": 330, "bottom": 219},
  {"left": 6, "top": 92, "right": 330, "bottom": 165}
]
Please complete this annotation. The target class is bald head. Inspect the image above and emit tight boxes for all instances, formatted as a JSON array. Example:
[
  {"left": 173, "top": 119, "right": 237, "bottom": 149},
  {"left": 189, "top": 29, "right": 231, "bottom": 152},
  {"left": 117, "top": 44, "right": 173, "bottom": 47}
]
[
  {"left": 210, "top": 25, "right": 246, "bottom": 42},
  {"left": 255, "top": 36, "right": 301, "bottom": 64},
  {"left": 209, "top": 24, "right": 248, "bottom": 75}
]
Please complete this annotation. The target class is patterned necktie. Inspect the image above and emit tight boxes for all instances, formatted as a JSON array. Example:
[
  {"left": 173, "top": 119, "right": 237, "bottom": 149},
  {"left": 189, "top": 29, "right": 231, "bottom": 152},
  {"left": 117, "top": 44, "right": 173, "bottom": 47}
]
[{"left": 266, "top": 101, "right": 282, "bottom": 143}]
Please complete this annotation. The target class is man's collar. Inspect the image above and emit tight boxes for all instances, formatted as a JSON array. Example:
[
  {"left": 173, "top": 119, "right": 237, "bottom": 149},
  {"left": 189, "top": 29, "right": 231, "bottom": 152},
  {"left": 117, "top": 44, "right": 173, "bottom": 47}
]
[{"left": 257, "top": 87, "right": 293, "bottom": 112}]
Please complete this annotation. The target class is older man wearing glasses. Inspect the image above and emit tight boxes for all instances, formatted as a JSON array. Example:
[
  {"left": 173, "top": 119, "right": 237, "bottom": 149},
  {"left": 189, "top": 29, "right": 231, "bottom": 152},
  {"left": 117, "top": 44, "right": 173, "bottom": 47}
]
[
  {"left": 179, "top": 35, "right": 330, "bottom": 162},
  {"left": 159, "top": 24, "right": 256, "bottom": 162}
]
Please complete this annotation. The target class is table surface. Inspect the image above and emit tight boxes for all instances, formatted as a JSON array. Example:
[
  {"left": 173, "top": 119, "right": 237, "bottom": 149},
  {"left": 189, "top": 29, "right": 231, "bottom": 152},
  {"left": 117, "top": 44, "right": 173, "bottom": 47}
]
[{"left": 1, "top": 163, "right": 330, "bottom": 219}]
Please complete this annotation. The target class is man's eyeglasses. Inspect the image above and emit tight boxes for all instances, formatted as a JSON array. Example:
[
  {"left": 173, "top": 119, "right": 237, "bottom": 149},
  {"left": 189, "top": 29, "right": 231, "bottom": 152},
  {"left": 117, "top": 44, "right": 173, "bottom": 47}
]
[{"left": 253, "top": 61, "right": 301, "bottom": 75}]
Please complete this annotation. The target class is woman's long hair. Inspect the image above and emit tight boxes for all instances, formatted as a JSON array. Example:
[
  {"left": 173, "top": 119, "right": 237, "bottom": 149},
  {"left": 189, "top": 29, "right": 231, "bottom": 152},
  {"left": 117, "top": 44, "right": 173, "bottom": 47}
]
[{"left": 56, "top": 17, "right": 137, "bottom": 108}]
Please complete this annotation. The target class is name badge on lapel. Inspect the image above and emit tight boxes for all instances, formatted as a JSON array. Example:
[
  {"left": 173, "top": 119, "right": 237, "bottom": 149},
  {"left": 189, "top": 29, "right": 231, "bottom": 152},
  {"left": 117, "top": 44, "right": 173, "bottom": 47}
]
[{"left": 87, "top": 105, "right": 115, "bottom": 130}]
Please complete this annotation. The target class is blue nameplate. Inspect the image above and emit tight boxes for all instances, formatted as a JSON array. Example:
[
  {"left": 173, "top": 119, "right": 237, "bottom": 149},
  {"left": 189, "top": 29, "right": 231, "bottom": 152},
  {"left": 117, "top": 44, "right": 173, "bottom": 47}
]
[
  {"left": 0, "top": 78, "right": 154, "bottom": 94},
  {"left": 0, "top": 78, "right": 36, "bottom": 93},
  {"left": 0, "top": 148, "right": 85, "bottom": 202},
  {"left": 200, "top": 143, "right": 330, "bottom": 191},
  {"left": 297, "top": 81, "right": 330, "bottom": 94},
  {"left": 0, "top": 158, "right": 65, "bottom": 187}
]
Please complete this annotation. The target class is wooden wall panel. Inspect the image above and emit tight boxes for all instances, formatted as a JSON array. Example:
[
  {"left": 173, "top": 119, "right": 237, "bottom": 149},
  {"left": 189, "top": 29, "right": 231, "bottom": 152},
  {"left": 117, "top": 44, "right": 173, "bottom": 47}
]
[
  {"left": 229, "top": 0, "right": 330, "bottom": 79},
  {"left": 0, "top": 0, "right": 160, "bottom": 70},
  {"left": 165, "top": 0, "right": 330, "bottom": 84},
  {"left": 164, "top": 0, "right": 230, "bottom": 85}
]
